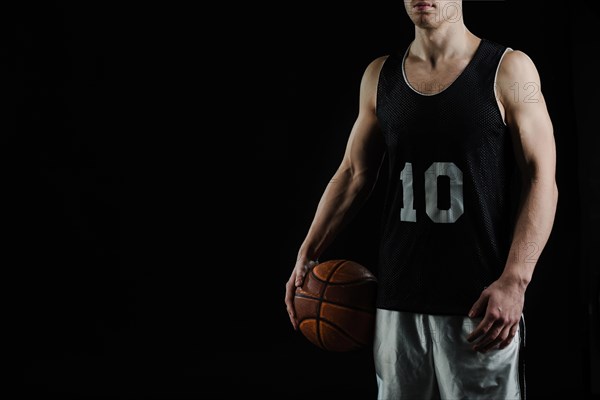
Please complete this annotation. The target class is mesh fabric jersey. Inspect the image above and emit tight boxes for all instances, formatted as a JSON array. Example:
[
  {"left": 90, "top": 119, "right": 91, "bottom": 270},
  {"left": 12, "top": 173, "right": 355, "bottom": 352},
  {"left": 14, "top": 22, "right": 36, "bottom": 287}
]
[{"left": 375, "top": 39, "right": 518, "bottom": 315}]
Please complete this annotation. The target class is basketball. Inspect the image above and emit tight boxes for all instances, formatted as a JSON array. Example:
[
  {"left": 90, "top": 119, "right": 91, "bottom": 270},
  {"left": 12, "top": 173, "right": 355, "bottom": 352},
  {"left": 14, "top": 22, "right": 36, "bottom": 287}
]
[{"left": 294, "top": 259, "right": 378, "bottom": 352}]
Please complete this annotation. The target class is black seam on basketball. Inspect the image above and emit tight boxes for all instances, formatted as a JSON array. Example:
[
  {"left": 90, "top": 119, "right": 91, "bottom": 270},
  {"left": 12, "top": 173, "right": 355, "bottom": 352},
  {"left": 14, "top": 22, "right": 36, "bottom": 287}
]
[
  {"left": 326, "top": 260, "right": 348, "bottom": 283},
  {"left": 317, "top": 261, "right": 346, "bottom": 351},
  {"left": 297, "top": 319, "right": 327, "bottom": 351},
  {"left": 298, "top": 316, "right": 366, "bottom": 349},
  {"left": 309, "top": 269, "right": 328, "bottom": 284},
  {"left": 309, "top": 262, "right": 376, "bottom": 286},
  {"left": 295, "top": 292, "right": 330, "bottom": 342},
  {"left": 309, "top": 260, "right": 346, "bottom": 284},
  {"left": 294, "top": 293, "right": 322, "bottom": 302},
  {"left": 320, "top": 298, "right": 376, "bottom": 314},
  {"left": 297, "top": 317, "right": 316, "bottom": 324},
  {"left": 319, "top": 318, "right": 367, "bottom": 348},
  {"left": 296, "top": 293, "right": 375, "bottom": 314}
]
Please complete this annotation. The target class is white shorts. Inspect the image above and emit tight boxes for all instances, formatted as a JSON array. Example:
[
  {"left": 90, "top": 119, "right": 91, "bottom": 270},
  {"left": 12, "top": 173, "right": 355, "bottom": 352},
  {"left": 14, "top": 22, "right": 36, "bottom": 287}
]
[{"left": 374, "top": 309, "right": 526, "bottom": 400}]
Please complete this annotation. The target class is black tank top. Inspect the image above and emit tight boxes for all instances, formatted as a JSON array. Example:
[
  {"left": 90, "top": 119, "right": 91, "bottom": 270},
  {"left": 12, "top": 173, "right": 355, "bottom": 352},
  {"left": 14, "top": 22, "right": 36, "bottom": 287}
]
[{"left": 375, "top": 38, "right": 516, "bottom": 315}]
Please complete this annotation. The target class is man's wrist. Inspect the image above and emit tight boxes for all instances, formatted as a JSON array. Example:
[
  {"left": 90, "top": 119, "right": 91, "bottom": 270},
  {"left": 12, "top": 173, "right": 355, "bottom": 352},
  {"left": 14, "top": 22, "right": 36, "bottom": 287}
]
[
  {"left": 499, "top": 268, "right": 531, "bottom": 291},
  {"left": 297, "top": 245, "right": 320, "bottom": 264},
  {"left": 297, "top": 254, "right": 319, "bottom": 265}
]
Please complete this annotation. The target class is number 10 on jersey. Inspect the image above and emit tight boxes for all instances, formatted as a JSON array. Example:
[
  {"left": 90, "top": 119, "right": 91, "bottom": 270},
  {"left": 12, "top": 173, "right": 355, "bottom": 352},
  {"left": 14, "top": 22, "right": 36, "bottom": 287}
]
[{"left": 400, "top": 162, "right": 464, "bottom": 223}]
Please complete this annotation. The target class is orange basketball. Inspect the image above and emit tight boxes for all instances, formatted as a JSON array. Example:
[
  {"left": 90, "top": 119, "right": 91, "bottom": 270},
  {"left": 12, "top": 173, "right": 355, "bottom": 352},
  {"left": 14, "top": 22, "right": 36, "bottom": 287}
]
[{"left": 294, "top": 259, "right": 377, "bottom": 352}]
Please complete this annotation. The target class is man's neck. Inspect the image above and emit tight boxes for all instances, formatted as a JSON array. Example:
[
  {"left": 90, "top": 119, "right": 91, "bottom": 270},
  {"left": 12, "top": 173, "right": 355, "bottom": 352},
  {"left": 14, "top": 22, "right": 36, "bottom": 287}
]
[{"left": 410, "top": 23, "right": 478, "bottom": 65}]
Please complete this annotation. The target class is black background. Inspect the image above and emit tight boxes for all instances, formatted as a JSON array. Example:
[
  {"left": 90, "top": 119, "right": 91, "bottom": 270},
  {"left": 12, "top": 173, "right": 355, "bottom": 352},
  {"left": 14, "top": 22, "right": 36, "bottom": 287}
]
[{"left": 12, "top": 2, "right": 599, "bottom": 399}]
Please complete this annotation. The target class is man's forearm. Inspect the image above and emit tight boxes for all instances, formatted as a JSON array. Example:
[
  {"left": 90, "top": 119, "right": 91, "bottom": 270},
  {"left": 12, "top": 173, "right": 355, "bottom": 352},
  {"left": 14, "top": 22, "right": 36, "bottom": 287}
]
[
  {"left": 500, "top": 177, "right": 558, "bottom": 288},
  {"left": 298, "top": 169, "right": 375, "bottom": 262}
]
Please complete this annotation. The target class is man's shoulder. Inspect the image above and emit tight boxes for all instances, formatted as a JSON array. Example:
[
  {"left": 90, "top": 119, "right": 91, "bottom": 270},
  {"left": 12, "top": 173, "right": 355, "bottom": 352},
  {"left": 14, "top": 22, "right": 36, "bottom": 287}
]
[
  {"left": 501, "top": 50, "right": 536, "bottom": 67},
  {"left": 497, "top": 49, "right": 540, "bottom": 81},
  {"left": 496, "top": 47, "right": 543, "bottom": 109}
]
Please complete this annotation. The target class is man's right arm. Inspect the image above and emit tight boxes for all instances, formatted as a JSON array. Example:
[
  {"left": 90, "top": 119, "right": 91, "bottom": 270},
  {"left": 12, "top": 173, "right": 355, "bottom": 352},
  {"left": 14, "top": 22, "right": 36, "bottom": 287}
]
[{"left": 285, "top": 56, "right": 388, "bottom": 329}]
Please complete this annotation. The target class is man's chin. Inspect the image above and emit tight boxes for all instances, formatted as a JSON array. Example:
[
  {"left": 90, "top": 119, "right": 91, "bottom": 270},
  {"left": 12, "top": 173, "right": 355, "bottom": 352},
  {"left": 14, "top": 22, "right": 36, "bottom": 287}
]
[
  {"left": 410, "top": 13, "right": 439, "bottom": 28},
  {"left": 415, "top": 17, "right": 441, "bottom": 29}
]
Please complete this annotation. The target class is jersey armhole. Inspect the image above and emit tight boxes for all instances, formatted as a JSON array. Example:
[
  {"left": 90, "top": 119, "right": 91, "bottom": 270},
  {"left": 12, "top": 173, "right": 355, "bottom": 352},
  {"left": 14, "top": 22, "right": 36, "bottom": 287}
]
[{"left": 494, "top": 47, "right": 513, "bottom": 127}]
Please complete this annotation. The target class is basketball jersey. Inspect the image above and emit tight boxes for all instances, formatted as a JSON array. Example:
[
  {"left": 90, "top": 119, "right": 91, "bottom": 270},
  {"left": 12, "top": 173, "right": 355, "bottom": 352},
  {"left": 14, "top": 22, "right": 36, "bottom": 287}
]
[{"left": 375, "top": 39, "right": 517, "bottom": 315}]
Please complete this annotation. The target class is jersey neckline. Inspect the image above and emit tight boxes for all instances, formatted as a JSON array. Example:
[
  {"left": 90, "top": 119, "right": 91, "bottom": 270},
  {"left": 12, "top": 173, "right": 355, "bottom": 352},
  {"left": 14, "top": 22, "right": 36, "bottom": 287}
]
[{"left": 401, "top": 38, "right": 486, "bottom": 97}]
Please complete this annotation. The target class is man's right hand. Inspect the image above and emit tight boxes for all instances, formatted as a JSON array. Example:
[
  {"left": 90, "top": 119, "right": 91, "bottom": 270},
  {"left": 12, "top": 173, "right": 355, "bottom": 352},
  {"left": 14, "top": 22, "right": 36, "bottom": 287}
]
[{"left": 285, "top": 258, "right": 318, "bottom": 330}]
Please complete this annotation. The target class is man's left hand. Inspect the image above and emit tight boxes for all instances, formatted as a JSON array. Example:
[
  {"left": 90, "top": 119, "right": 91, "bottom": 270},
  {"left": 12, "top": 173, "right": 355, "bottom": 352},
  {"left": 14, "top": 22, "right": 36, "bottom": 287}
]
[{"left": 466, "top": 277, "right": 525, "bottom": 353}]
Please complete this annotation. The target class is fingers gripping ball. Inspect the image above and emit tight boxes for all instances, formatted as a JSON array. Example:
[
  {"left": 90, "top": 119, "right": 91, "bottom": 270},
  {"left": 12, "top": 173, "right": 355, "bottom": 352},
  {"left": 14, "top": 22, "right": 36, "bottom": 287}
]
[{"left": 294, "top": 260, "right": 377, "bottom": 352}]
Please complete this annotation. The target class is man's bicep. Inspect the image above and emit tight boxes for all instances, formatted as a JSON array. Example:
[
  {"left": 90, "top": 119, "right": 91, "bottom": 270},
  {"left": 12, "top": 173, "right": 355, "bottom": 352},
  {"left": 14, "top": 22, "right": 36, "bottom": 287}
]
[
  {"left": 339, "top": 56, "right": 388, "bottom": 178},
  {"left": 509, "top": 100, "right": 555, "bottom": 181},
  {"left": 500, "top": 51, "right": 555, "bottom": 178}
]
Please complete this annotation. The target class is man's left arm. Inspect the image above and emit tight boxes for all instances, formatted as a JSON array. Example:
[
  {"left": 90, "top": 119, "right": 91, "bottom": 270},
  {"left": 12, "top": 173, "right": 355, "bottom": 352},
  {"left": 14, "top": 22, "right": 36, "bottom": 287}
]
[{"left": 466, "top": 50, "right": 559, "bottom": 353}]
